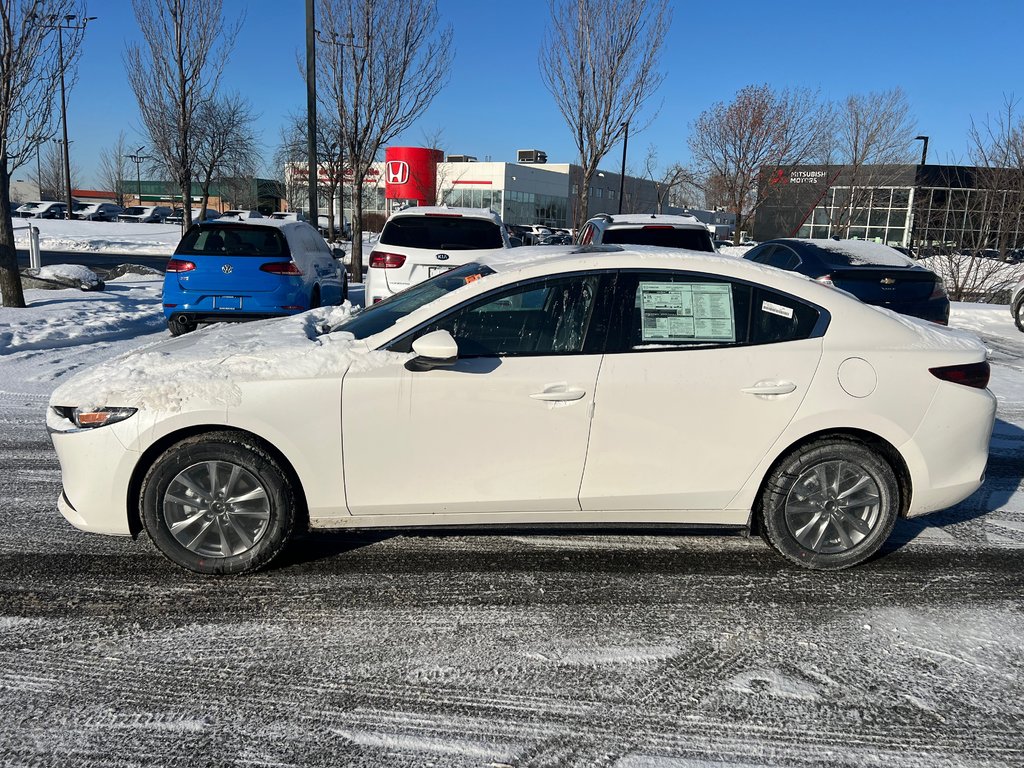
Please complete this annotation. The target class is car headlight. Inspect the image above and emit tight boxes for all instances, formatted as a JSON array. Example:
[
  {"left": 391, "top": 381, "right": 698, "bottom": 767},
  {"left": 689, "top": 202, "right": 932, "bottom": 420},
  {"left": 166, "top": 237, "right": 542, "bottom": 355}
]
[{"left": 51, "top": 406, "right": 137, "bottom": 429}]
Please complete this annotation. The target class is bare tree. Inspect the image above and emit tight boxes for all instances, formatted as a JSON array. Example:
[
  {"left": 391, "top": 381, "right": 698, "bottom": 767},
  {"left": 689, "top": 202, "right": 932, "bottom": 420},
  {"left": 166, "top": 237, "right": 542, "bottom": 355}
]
[
  {"left": 540, "top": 0, "right": 670, "bottom": 230},
  {"left": 273, "top": 121, "right": 309, "bottom": 216},
  {"left": 193, "top": 92, "right": 260, "bottom": 219},
  {"left": 639, "top": 144, "right": 694, "bottom": 213},
  {"left": 38, "top": 140, "right": 79, "bottom": 198},
  {"left": 277, "top": 110, "right": 346, "bottom": 238},
  {"left": 688, "top": 83, "right": 831, "bottom": 245},
  {"left": 318, "top": 0, "right": 453, "bottom": 282},
  {"left": 98, "top": 130, "right": 131, "bottom": 206},
  {"left": 125, "top": 0, "right": 240, "bottom": 230},
  {"left": 821, "top": 88, "right": 917, "bottom": 237},
  {"left": 923, "top": 96, "right": 1024, "bottom": 301},
  {"left": 0, "top": 0, "right": 85, "bottom": 308}
]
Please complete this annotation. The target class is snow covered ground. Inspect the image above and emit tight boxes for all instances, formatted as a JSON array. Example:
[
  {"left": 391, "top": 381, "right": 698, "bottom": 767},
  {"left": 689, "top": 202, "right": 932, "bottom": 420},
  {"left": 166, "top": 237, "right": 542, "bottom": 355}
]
[{"left": 0, "top": 273, "right": 1022, "bottom": 766}]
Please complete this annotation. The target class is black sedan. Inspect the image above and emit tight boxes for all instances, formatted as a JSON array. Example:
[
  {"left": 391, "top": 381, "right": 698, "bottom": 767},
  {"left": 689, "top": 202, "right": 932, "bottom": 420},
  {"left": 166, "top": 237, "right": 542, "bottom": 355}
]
[{"left": 744, "top": 238, "right": 950, "bottom": 324}]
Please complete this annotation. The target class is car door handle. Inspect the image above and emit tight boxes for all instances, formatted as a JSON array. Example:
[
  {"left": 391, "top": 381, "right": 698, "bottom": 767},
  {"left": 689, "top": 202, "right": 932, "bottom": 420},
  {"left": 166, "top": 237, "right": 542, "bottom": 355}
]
[
  {"left": 741, "top": 381, "right": 798, "bottom": 395},
  {"left": 530, "top": 388, "right": 587, "bottom": 402}
]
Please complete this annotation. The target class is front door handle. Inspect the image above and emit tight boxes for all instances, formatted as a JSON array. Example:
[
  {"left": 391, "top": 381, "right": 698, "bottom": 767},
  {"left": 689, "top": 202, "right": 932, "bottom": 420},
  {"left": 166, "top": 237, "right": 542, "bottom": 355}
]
[
  {"left": 741, "top": 381, "right": 797, "bottom": 395},
  {"left": 530, "top": 388, "right": 587, "bottom": 402}
]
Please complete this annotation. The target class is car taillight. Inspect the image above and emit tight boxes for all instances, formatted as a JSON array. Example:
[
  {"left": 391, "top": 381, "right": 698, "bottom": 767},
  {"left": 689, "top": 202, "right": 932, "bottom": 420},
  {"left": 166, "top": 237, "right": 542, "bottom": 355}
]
[
  {"left": 815, "top": 274, "right": 835, "bottom": 287},
  {"left": 369, "top": 251, "right": 407, "bottom": 269},
  {"left": 642, "top": 225, "right": 674, "bottom": 230},
  {"left": 929, "top": 361, "right": 990, "bottom": 389},
  {"left": 260, "top": 261, "right": 303, "bottom": 276},
  {"left": 165, "top": 259, "right": 196, "bottom": 272},
  {"left": 929, "top": 279, "right": 948, "bottom": 300}
]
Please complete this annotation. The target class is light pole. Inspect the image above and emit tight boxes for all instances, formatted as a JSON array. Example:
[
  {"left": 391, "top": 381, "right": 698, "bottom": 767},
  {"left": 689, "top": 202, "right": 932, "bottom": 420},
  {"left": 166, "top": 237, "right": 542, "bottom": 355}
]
[
  {"left": 617, "top": 121, "right": 629, "bottom": 215},
  {"left": 128, "top": 147, "right": 147, "bottom": 206},
  {"left": 909, "top": 135, "right": 929, "bottom": 252},
  {"left": 914, "top": 135, "right": 929, "bottom": 166},
  {"left": 36, "top": 14, "right": 97, "bottom": 219},
  {"left": 317, "top": 29, "right": 361, "bottom": 240}
]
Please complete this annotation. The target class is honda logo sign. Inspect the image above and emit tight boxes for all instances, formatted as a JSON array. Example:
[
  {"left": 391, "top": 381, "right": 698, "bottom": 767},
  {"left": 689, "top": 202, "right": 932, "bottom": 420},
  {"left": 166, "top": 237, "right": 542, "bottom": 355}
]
[{"left": 386, "top": 160, "right": 410, "bottom": 185}]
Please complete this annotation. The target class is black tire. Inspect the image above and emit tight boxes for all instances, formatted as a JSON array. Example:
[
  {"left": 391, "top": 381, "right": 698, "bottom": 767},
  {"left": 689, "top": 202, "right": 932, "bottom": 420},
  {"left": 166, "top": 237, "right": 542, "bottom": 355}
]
[
  {"left": 167, "top": 318, "right": 195, "bottom": 337},
  {"left": 140, "top": 432, "right": 297, "bottom": 575},
  {"left": 1014, "top": 298, "right": 1024, "bottom": 333},
  {"left": 309, "top": 286, "right": 321, "bottom": 309},
  {"left": 759, "top": 438, "right": 899, "bottom": 570}
]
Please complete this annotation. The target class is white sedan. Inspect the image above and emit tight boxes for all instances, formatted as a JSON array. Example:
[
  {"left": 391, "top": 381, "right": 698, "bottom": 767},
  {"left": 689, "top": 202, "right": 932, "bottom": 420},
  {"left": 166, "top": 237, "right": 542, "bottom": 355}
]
[{"left": 48, "top": 247, "right": 997, "bottom": 574}]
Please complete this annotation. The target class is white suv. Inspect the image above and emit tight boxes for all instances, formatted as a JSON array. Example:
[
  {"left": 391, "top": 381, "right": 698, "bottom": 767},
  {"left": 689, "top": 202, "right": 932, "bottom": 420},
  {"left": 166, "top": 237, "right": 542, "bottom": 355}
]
[
  {"left": 577, "top": 213, "right": 715, "bottom": 252},
  {"left": 365, "top": 206, "right": 510, "bottom": 303}
]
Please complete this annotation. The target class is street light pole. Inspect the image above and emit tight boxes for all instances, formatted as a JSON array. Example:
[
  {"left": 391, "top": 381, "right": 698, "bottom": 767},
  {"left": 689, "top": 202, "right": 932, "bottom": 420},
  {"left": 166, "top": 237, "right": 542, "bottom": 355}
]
[
  {"left": 128, "top": 147, "right": 147, "bottom": 206},
  {"left": 317, "top": 29, "right": 360, "bottom": 240},
  {"left": 914, "top": 135, "right": 929, "bottom": 166},
  {"left": 305, "top": 0, "right": 318, "bottom": 225},
  {"left": 36, "top": 14, "right": 96, "bottom": 218},
  {"left": 617, "top": 121, "right": 629, "bottom": 215}
]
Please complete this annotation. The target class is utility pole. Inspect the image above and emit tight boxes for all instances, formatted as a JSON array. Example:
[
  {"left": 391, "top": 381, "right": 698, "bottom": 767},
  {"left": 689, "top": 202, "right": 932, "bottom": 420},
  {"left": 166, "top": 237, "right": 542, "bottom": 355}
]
[
  {"left": 617, "top": 121, "right": 629, "bottom": 215},
  {"left": 305, "top": 0, "right": 318, "bottom": 225},
  {"left": 36, "top": 14, "right": 97, "bottom": 218},
  {"left": 128, "top": 147, "right": 147, "bottom": 205}
]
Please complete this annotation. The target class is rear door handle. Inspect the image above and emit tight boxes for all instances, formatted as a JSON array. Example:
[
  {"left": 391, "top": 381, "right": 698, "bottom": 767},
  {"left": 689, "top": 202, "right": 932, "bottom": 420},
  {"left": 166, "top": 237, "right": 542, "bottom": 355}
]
[
  {"left": 530, "top": 388, "right": 587, "bottom": 402},
  {"left": 741, "top": 381, "right": 797, "bottom": 395}
]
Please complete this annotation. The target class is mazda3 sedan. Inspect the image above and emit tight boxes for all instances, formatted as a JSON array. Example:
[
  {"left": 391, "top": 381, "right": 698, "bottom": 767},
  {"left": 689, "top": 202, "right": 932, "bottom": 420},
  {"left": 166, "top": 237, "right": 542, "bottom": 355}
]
[{"left": 48, "top": 246, "right": 996, "bottom": 575}]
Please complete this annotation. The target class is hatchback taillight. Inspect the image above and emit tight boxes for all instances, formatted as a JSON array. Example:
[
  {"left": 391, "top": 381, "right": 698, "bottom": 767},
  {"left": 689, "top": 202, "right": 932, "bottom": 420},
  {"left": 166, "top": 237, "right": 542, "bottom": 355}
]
[
  {"left": 929, "top": 279, "right": 948, "bottom": 300},
  {"left": 165, "top": 259, "right": 196, "bottom": 272},
  {"left": 369, "top": 251, "right": 407, "bottom": 269},
  {"left": 260, "top": 261, "right": 303, "bottom": 276},
  {"left": 929, "top": 361, "right": 990, "bottom": 389}
]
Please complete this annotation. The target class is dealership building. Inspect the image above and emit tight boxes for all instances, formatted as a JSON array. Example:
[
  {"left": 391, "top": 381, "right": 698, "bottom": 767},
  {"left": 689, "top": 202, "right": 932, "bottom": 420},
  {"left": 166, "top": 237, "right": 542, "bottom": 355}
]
[
  {"left": 752, "top": 163, "right": 1024, "bottom": 251},
  {"left": 295, "top": 147, "right": 682, "bottom": 230}
]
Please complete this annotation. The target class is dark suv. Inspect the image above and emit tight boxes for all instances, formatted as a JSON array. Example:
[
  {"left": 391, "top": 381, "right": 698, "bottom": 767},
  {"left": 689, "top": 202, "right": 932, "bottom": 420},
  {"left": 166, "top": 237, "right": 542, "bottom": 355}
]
[{"left": 577, "top": 213, "right": 715, "bottom": 251}]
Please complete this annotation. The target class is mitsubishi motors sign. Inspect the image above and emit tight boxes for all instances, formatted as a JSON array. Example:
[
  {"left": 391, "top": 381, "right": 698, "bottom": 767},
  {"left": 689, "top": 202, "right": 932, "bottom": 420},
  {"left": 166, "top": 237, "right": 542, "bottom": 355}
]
[{"left": 384, "top": 146, "right": 443, "bottom": 204}]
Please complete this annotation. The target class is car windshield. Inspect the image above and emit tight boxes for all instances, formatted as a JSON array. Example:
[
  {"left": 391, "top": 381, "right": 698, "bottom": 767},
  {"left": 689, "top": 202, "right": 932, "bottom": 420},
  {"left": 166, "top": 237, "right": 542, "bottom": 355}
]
[
  {"left": 379, "top": 215, "right": 504, "bottom": 250},
  {"left": 603, "top": 227, "right": 714, "bottom": 251},
  {"left": 332, "top": 262, "right": 496, "bottom": 340}
]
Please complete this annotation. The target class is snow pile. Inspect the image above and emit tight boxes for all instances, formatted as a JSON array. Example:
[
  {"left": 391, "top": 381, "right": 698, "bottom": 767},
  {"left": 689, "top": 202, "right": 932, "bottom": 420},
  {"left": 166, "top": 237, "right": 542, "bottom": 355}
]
[
  {"left": 12, "top": 219, "right": 182, "bottom": 255},
  {"left": 36, "top": 263, "right": 102, "bottom": 288},
  {"left": 49, "top": 301, "right": 408, "bottom": 411}
]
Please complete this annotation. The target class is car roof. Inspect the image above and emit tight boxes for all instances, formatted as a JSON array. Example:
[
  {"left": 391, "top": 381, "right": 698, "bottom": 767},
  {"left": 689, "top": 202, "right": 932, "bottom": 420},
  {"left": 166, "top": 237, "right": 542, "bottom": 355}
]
[
  {"left": 764, "top": 238, "right": 918, "bottom": 268},
  {"left": 594, "top": 213, "right": 703, "bottom": 228},
  {"left": 387, "top": 206, "right": 502, "bottom": 224}
]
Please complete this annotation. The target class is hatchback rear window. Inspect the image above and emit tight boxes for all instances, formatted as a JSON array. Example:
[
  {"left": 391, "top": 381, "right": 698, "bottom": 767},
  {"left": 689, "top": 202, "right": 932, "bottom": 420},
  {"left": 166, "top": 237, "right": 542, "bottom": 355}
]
[
  {"left": 602, "top": 227, "right": 714, "bottom": 251},
  {"left": 176, "top": 225, "right": 290, "bottom": 257},
  {"left": 380, "top": 216, "right": 504, "bottom": 250}
]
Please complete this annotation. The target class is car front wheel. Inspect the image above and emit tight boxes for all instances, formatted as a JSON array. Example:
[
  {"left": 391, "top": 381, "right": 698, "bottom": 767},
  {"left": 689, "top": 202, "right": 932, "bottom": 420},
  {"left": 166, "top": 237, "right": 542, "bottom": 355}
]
[
  {"left": 759, "top": 438, "right": 899, "bottom": 570},
  {"left": 140, "top": 433, "right": 297, "bottom": 575},
  {"left": 1014, "top": 299, "right": 1024, "bottom": 333}
]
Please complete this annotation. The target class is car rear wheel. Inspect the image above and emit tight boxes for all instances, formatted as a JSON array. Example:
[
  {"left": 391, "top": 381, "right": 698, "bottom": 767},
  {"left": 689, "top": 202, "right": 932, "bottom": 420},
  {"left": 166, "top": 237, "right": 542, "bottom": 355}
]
[
  {"left": 167, "top": 317, "right": 196, "bottom": 336},
  {"left": 309, "top": 286, "right": 321, "bottom": 309},
  {"left": 1014, "top": 299, "right": 1024, "bottom": 333},
  {"left": 759, "top": 438, "right": 899, "bottom": 570},
  {"left": 140, "top": 433, "right": 297, "bottom": 575}
]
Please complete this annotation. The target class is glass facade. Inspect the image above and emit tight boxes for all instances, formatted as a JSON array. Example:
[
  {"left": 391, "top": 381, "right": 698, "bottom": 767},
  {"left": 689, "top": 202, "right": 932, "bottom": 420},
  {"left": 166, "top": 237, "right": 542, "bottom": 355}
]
[
  {"left": 500, "top": 190, "right": 568, "bottom": 227},
  {"left": 915, "top": 186, "right": 1023, "bottom": 251},
  {"left": 796, "top": 186, "right": 911, "bottom": 246},
  {"left": 442, "top": 186, "right": 504, "bottom": 213}
]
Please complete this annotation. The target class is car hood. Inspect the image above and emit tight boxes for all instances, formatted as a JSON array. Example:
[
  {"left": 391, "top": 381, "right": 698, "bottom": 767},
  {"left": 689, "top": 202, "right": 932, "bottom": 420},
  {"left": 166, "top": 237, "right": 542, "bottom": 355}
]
[{"left": 49, "top": 304, "right": 408, "bottom": 413}]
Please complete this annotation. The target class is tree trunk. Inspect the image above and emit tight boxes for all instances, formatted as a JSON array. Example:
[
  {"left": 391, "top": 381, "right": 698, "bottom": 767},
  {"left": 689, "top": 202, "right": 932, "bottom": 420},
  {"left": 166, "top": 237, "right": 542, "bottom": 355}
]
[
  {"left": 0, "top": 163, "right": 27, "bottom": 308},
  {"left": 182, "top": 179, "right": 193, "bottom": 229},
  {"left": 350, "top": 174, "right": 365, "bottom": 284}
]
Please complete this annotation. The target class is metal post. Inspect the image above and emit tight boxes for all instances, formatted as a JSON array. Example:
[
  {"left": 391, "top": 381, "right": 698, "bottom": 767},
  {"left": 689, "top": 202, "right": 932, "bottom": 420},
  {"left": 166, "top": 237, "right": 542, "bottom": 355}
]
[
  {"left": 29, "top": 226, "right": 41, "bottom": 270},
  {"left": 57, "top": 26, "right": 72, "bottom": 217},
  {"left": 617, "top": 121, "right": 629, "bottom": 215},
  {"left": 305, "top": 0, "right": 318, "bottom": 225}
]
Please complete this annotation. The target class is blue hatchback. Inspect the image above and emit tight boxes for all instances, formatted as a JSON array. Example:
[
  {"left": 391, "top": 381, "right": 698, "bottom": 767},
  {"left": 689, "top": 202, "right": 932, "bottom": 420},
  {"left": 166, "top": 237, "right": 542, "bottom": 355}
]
[{"left": 162, "top": 220, "right": 347, "bottom": 335}]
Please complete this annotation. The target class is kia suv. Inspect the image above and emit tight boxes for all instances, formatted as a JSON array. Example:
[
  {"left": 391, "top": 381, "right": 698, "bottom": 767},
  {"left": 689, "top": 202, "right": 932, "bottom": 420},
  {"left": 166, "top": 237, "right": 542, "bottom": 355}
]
[
  {"left": 365, "top": 206, "right": 510, "bottom": 303},
  {"left": 577, "top": 213, "right": 715, "bottom": 251}
]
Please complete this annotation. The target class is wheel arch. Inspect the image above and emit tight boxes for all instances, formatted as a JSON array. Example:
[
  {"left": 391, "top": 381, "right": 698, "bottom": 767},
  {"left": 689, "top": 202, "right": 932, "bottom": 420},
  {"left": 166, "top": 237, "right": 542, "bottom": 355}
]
[
  {"left": 750, "top": 427, "right": 912, "bottom": 534},
  {"left": 126, "top": 425, "right": 310, "bottom": 539}
]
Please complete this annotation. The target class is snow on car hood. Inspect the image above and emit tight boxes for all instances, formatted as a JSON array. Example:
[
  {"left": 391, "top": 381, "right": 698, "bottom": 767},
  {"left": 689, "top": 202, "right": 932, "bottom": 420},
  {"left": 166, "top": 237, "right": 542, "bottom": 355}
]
[{"left": 49, "top": 303, "right": 409, "bottom": 412}]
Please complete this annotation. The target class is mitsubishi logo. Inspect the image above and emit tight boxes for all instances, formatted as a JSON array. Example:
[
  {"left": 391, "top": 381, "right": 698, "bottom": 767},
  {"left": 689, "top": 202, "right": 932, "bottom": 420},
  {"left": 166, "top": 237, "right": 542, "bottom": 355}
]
[
  {"left": 222, "top": 264, "right": 233, "bottom": 274},
  {"left": 386, "top": 160, "right": 410, "bottom": 185}
]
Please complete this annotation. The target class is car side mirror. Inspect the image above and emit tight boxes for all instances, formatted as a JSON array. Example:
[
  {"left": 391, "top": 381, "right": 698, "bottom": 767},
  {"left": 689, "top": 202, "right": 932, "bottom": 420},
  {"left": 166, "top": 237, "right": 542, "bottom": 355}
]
[{"left": 405, "top": 330, "right": 458, "bottom": 372}]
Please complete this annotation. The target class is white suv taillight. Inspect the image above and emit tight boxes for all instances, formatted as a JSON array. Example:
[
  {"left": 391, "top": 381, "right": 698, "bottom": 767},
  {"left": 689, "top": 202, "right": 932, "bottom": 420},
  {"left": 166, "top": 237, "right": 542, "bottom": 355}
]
[{"left": 369, "top": 251, "right": 407, "bottom": 269}]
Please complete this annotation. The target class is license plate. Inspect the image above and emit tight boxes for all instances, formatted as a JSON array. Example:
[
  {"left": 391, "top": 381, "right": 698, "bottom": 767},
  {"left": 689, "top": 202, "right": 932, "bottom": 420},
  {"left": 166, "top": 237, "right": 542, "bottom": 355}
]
[
  {"left": 428, "top": 266, "right": 452, "bottom": 278},
  {"left": 215, "top": 296, "right": 242, "bottom": 309}
]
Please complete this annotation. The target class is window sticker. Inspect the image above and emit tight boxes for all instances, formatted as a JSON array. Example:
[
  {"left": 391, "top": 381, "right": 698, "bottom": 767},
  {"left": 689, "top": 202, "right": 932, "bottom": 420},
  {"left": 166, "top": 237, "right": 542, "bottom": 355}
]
[
  {"left": 761, "top": 300, "right": 794, "bottom": 320},
  {"left": 639, "top": 282, "right": 735, "bottom": 342}
]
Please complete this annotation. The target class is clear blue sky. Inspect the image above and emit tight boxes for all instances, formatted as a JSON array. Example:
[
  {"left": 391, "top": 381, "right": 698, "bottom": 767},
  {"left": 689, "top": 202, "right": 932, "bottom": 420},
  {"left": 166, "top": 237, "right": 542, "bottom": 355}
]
[{"left": 51, "top": 0, "right": 1024, "bottom": 188}]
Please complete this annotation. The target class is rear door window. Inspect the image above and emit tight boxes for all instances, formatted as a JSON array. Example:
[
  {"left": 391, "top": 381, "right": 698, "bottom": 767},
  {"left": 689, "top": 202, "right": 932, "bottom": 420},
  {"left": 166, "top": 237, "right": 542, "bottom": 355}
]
[{"left": 380, "top": 216, "right": 504, "bottom": 250}]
